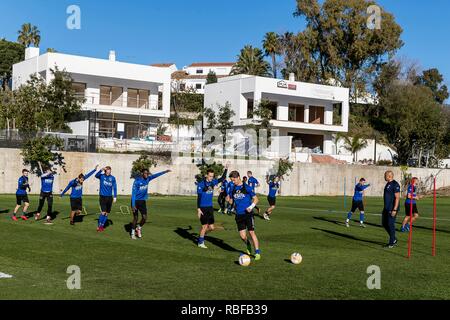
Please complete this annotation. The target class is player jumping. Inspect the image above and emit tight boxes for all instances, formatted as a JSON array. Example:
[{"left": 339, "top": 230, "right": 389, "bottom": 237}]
[
  {"left": 401, "top": 177, "right": 420, "bottom": 233},
  {"left": 346, "top": 178, "right": 370, "bottom": 228},
  {"left": 61, "top": 166, "right": 98, "bottom": 225},
  {"left": 196, "top": 165, "right": 228, "bottom": 249},
  {"left": 95, "top": 166, "right": 118, "bottom": 232},
  {"left": 130, "top": 168, "right": 171, "bottom": 240},
  {"left": 12, "top": 169, "right": 31, "bottom": 221},
  {"left": 227, "top": 171, "right": 261, "bottom": 261},
  {"left": 263, "top": 176, "right": 280, "bottom": 221}
]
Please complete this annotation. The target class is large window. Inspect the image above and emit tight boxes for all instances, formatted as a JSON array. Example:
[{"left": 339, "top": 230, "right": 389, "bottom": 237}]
[
  {"left": 72, "top": 82, "right": 86, "bottom": 101},
  {"left": 333, "top": 103, "right": 342, "bottom": 125},
  {"left": 247, "top": 99, "right": 254, "bottom": 119},
  {"left": 288, "top": 104, "right": 305, "bottom": 122},
  {"left": 100, "top": 85, "right": 123, "bottom": 106},
  {"left": 309, "top": 106, "right": 325, "bottom": 124},
  {"left": 267, "top": 101, "right": 278, "bottom": 120},
  {"left": 127, "top": 88, "right": 149, "bottom": 109}
]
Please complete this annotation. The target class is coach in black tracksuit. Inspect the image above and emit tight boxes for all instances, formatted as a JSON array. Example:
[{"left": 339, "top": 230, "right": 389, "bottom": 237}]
[{"left": 382, "top": 171, "right": 401, "bottom": 248}]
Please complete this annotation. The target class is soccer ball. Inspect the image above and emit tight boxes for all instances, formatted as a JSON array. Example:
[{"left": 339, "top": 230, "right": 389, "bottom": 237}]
[
  {"left": 290, "top": 252, "right": 303, "bottom": 265},
  {"left": 239, "top": 254, "right": 251, "bottom": 267}
]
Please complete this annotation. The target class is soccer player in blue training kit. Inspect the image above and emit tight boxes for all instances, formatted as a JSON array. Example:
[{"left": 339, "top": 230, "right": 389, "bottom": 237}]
[
  {"left": 382, "top": 171, "right": 401, "bottom": 248},
  {"left": 35, "top": 163, "right": 56, "bottom": 224},
  {"left": 226, "top": 180, "right": 235, "bottom": 215},
  {"left": 131, "top": 168, "right": 171, "bottom": 240},
  {"left": 247, "top": 171, "right": 261, "bottom": 214},
  {"left": 227, "top": 171, "right": 261, "bottom": 261},
  {"left": 61, "top": 165, "right": 98, "bottom": 225},
  {"left": 12, "top": 169, "right": 31, "bottom": 221},
  {"left": 95, "top": 166, "right": 118, "bottom": 232},
  {"left": 263, "top": 176, "right": 280, "bottom": 221},
  {"left": 196, "top": 165, "right": 228, "bottom": 249},
  {"left": 217, "top": 178, "right": 229, "bottom": 214},
  {"left": 346, "top": 178, "right": 371, "bottom": 228},
  {"left": 401, "top": 177, "right": 420, "bottom": 233}
]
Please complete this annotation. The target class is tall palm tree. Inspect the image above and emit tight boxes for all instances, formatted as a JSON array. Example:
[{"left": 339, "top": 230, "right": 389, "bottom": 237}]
[
  {"left": 17, "top": 23, "right": 41, "bottom": 47},
  {"left": 343, "top": 135, "right": 368, "bottom": 163},
  {"left": 230, "top": 45, "right": 270, "bottom": 77},
  {"left": 262, "top": 32, "right": 281, "bottom": 78}
]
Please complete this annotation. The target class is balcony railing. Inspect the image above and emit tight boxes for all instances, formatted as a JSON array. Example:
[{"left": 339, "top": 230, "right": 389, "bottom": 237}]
[{"left": 74, "top": 93, "right": 161, "bottom": 110}]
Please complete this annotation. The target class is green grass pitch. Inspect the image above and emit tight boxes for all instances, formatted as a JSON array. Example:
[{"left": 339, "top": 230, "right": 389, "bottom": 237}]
[{"left": 0, "top": 194, "right": 449, "bottom": 300}]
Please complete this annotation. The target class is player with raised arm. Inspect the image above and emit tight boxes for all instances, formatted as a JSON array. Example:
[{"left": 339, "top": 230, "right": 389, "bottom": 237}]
[
  {"left": 12, "top": 169, "right": 31, "bottom": 221},
  {"left": 130, "top": 169, "right": 171, "bottom": 240},
  {"left": 196, "top": 164, "right": 228, "bottom": 249},
  {"left": 346, "top": 178, "right": 371, "bottom": 228},
  {"left": 95, "top": 166, "right": 118, "bottom": 232},
  {"left": 217, "top": 178, "right": 229, "bottom": 214},
  {"left": 35, "top": 163, "right": 56, "bottom": 224},
  {"left": 61, "top": 165, "right": 98, "bottom": 225},
  {"left": 227, "top": 171, "right": 261, "bottom": 261}
]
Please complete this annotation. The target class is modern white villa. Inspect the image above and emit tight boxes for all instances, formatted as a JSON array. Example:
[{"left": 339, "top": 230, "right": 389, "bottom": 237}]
[
  {"left": 204, "top": 74, "right": 350, "bottom": 158},
  {"left": 13, "top": 47, "right": 171, "bottom": 140}
]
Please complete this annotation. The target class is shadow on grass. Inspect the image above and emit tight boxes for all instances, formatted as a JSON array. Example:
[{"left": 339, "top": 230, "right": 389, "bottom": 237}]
[
  {"left": 95, "top": 218, "right": 113, "bottom": 228},
  {"left": 174, "top": 226, "right": 241, "bottom": 253},
  {"left": 0, "top": 209, "right": 9, "bottom": 214},
  {"left": 311, "top": 227, "right": 387, "bottom": 246}
]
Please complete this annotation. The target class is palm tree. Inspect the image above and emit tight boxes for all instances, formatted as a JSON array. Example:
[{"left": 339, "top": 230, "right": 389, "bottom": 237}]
[
  {"left": 262, "top": 32, "right": 281, "bottom": 78},
  {"left": 343, "top": 135, "right": 368, "bottom": 163},
  {"left": 17, "top": 23, "right": 41, "bottom": 47},
  {"left": 230, "top": 45, "right": 270, "bottom": 77}
]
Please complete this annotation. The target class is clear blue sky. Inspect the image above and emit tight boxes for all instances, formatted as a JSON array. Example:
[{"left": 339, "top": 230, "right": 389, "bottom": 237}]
[{"left": 1, "top": 0, "right": 449, "bottom": 90}]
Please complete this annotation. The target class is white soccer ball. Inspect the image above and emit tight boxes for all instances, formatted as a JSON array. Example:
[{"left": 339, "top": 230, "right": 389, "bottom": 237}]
[
  {"left": 239, "top": 254, "right": 251, "bottom": 267},
  {"left": 290, "top": 252, "right": 303, "bottom": 265}
]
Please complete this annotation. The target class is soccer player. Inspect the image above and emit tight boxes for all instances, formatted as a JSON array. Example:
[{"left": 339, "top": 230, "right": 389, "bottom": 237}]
[
  {"left": 263, "top": 176, "right": 280, "bottom": 221},
  {"left": 130, "top": 168, "right": 171, "bottom": 240},
  {"left": 247, "top": 171, "right": 261, "bottom": 214},
  {"left": 196, "top": 165, "right": 228, "bottom": 249},
  {"left": 227, "top": 171, "right": 261, "bottom": 261},
  {"left": 12, "top": 169, "right": 31, "bottom": 221},
  {"left": 401, "top": 177, "right": 420, "bottom": 233},
  {"left": 61, "top": 166, "right": 98, "bottom": 225},
  {"left": 95, "top": 166, "right": 118, "bottom": 232},
  {"left": 346, "top": 178, "right": 371, "bottom": 228},
  {"left": 382, "top": 171, "right": 401, "bottom": 248},
  {"left": 217, "top": 178, "right": 229, "bottom": 214},
  {"left": 35, "top": 163, "right": 56, "bottom": 223}
]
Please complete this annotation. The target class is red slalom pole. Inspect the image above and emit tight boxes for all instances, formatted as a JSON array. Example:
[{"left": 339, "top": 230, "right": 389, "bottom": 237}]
[
  {"left": 407, "top": 185, "right": 413, "bottom": 259},
  {"left": 433, "top": 176, "right": 437, "bottom": 257}
]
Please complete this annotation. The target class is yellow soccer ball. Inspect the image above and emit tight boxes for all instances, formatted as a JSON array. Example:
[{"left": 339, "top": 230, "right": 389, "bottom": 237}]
[{"left": 239, "top": 254, "right": 251, "bottom": 267}]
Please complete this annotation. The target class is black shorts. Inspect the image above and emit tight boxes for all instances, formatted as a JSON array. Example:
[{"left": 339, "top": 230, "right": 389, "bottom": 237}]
[
  {"left": 40, "top": 191, "right": 53, "bottom": 200},
  {"left": 133, "top": 200, "right": 147, "bottom": 216},
  {"left": 199, "top": 207, "right": 215, "bottom": 226},
  {"left": 350, "top": 200, "right": 364, "bottom": 212},
  {"left": 70, "top": 198, "right": 83, "bottom": 211},
  {"left": 100, "top": 196, "right": 113, "bottom": 213},
  {"left": 405, "top": 203, "right": 419, "bottom": 215},
  {"left": 267, "top": 196, "right": 276, "bottom": 206},
  {"left": 235, "top": 213, "right": 255, "bottom": 232},
  {"left": 16, "top": 194, "right": 29, "bottom": 206}
]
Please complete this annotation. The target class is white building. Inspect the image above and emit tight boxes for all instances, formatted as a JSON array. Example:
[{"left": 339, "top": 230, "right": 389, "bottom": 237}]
[
  {"left": 204, "top": 74, "right": 350, "bottom": 156},
  {"left": 172, "top": 62, "right": 234, "bottom": 94},
  {"left": 13, "top": 47, "right": 171, "bottom": 140}
]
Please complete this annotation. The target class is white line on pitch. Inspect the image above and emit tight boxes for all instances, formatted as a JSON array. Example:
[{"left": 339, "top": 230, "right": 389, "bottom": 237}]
[{"left": 0, "top": 272, "right": 13, "bottom": 279}]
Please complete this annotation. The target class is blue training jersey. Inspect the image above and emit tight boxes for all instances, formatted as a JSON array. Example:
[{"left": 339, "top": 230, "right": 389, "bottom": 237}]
[
  {"left": 228, "top": 183, "right": 256, "bottom": 215},
  {"left": 220, "top": 180, "right": 229, "bottom": 192},
  {"left": 131, "top": 171, "right": 169, "bottom": 207},
  {"left": 95, "top": 171, "right": 117, "bottom": 198},
  {"left": 248, "top": 177, "right": 259, "bottom": 190},
  {"left": 16, "top": 176, "right": 29, "bottom": 195},
  {"left": 61, "top": 169, "right": 96, "bottom": 199},
  {"left": 384, "top": 180, "right": 401, "bottom": 211},
  {"left": 268, "top": 181, "right": 280, "bottom": 198},
  {"left": 40, "top": 173, "right": 55, "bottom": 193},
  {"left": 405, "top": 185, "right": 417, "bottom": 205},
  {"left": 353, "top": 183, "right": 370, "bottom": 201},
  {"left": 196, "top": 170, "right": 228, "bottom": 208}
]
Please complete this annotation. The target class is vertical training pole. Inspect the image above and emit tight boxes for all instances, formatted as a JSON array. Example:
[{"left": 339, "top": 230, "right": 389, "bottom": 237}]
[
  {"left": 344, "top": 177, "right": 347, "bottom": 209},
  {"left": 407, "top": 185, "right": 413, "bottom": 259},
  {"left": 433, "top": 176, "right": 437, "bottom": 257}
]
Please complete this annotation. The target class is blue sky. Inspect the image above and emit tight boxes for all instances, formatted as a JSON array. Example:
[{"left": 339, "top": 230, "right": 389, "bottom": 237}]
[{"left": 1, "top": 0, "right": 449, "bottom": 91}]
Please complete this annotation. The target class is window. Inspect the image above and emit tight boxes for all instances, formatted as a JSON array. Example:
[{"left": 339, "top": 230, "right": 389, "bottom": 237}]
[
  {"left": 196, "top": 83, "right": 202, "bottom": 90},
  {"left": 127, "top": 88, "right": 149, "bottom": 109},
  {"left": 196, "top": 69, "right": 204, "bottom": 74},
  {"left": 100, "top": 85, "right": 123, "bottom": 106},
  {"left": 179, "top": 83, "right": 186, "bottom": 91},
  {"left": 288, "top": 104, "right": 305, "bottom": 122},
  {"left": 309, "top": 106, "right": 325, "bottom": 124},
  {"left": 158, "top": 92, "right": 163, "bottom": 110},
  {"left": 247, "top": 99, "right": 254, "bottom": 119},
  {"left": 333, "top": 103, "right": 342, "bottom": 125},
  {"left": 267, "top": 101, "right": 278, "bottom": 120},
  {"left": 72, "top": 82, "right": 86, "bottom": 101}
]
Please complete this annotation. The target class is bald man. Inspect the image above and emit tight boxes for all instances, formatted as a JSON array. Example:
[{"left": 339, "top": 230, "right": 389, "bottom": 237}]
[{"left": 382, "top": 171, "right": 401, "bottom": 248}]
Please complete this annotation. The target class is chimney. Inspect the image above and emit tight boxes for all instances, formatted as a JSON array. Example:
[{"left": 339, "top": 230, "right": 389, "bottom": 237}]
[
  {"left": 25, "top": 47, "right": 40, "bottom": 60},
  {"left": 289, "top": 73, "right": 295, "bottom": 82},
  {"left": 109, "top": 50, "right": 116, "bottom": 62}
]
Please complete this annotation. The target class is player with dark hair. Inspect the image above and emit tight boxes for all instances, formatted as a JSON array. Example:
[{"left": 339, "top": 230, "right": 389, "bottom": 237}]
[
  {"left": 227, "top": 171, "right": 261, "bottom": 261},
  {"left": 35, "top": 163, "right": 56, "bottom": 224},
  {"left": 130, "top": 168, "right": 171, "bottom": 240},
  {"left": 196, "top": 164, "right": 228, "bottom": 248},
  {"left": 61, "top": 165, "right": 98, "bottom": 225},
  {"left": 12, "top": 169, "right": 31, "bottom": 221},
  {"left": 263, "top": 176, "right": 280, "bottom": 221},
  {"left": 95, "top": 166, "right": 118, "bottom": 232},
  {"left": 346, "top": 178, "right": 371, "bottom": 228},
  {"left": 401, "top": 177, "right": 420, "bottom": 233}
]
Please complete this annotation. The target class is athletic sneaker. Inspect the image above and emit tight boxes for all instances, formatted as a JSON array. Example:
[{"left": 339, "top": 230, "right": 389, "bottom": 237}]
[
  {"left": 254, "top": 253, "right": 261, "bottom": 261},
  {"left": 136, "top": 226, "right": 142, "bottom": 239},
  {"left": 345, "top": 221, "right": 350, "bottom": 228},
  {"left": 35, "top": 213, "right": 41, "bottom": 221},
  {"left": 97, "top": 227, "right": 104, "bottom": 232},
  {"left": 21, "top": 215, "right": 28, "bottom": 221},
  {"left": 263, "top": 213, "right": 271, "bottom": 221},
  {"left": 218, "top": 209, "right": 222, "bottom": 214},
  {"left": 400, "top": 226, "right": 406, "bottom": 233},
  {"left": 131, "top": 234, "right": 137, "bottom": 240},
  {"left": 360, "top": 223, "right": 366, "bottom": 228},
  {"left": 198, "top": 243, "right": 208, "bottom": 249},
  {"left": 11, "top": 216, "right": 18, "bottom": 221},
  {"left": 405, "top": 223, "right": 411, "bottom": 232}
]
